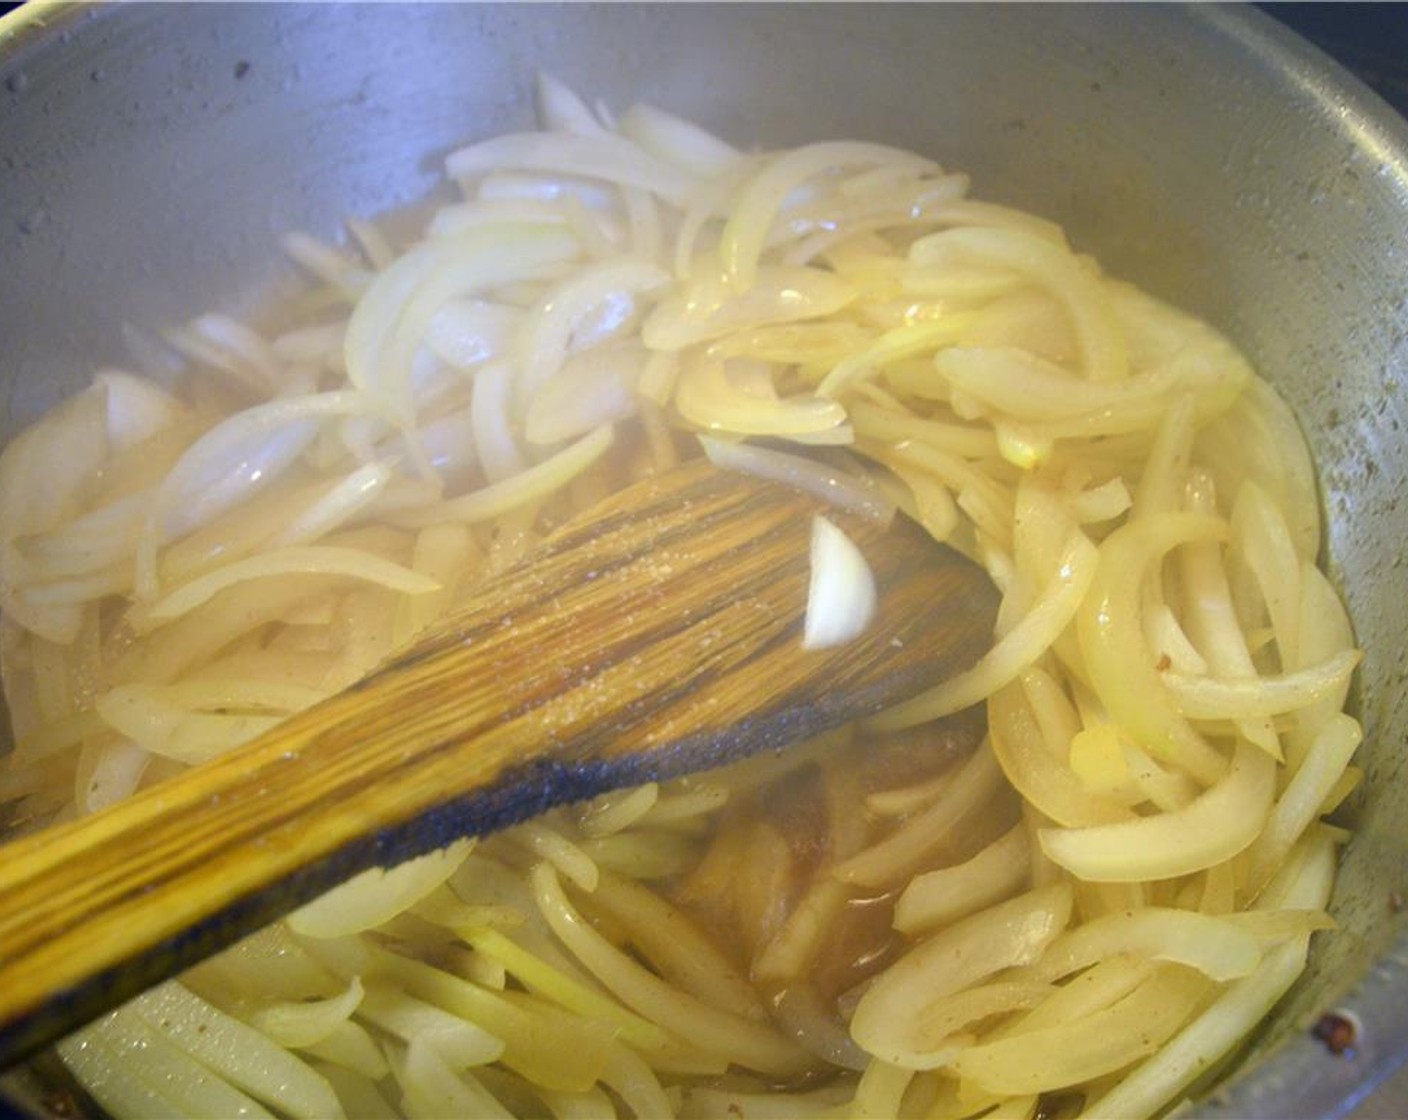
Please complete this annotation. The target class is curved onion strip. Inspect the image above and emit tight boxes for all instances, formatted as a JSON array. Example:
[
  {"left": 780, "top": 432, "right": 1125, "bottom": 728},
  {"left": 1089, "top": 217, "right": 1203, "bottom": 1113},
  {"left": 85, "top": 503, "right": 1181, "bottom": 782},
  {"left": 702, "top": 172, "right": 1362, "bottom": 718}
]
[
  {"left": 897, "top": 980, "right": 1054, "bottom": 1053},
  {"left": 1039, "top": 740, "right": 1276, "bottom": 882},
  {"left": 986, "top": 956, "right": 1155, "bottom": 1043},
  {"left": 0, "top": 386, "right": 109, "bottom": 641},
  {"left": 529, "top": 863, "right": 813, "bottom": 1077},
  {"left": 344, "top": 225, "right": 579, "bottom": 423},
  {"left": 136, "top": 546, "right": 438, "bottom": 630},
  {"left": 1075, "top": 513, "right": 1229, "bottom": 785},
  {"left": 987, "top": 679, "right": 1136, "bottom": 829},
  {"left": 267, "top": 461, "right": 393, "bottom": 549},
  {"left": 446, "top": 133, "right": 698, "bottom": 204},
  {"left": 128, "top": 983, "right": 342, "bottom": 1120},
  {"left": 1018, "top": 908, "right": 1261, "bottom": 984},
  {"left": 1083, "top": 832, "right": 1334, "bottom": 1120},
  {"left": 674, "top": 355, "right": 847, "bottom": 438},
  {"left": 461, "top": 927, "right": 668, "bottom": 1052},
  {"left": 359, "top": 985, "right": 506, "bottom": 1069},
  {"left": 1084, "top": 937, "right": 1308, "bottom": 1120},
  {"left": 869, "top": 529, "right": 1096, "bottom": 731},
  {"left": 817, "top": 315, "right": 976, "bottom": 398},
  {"left": 908, "top": 226, "right": 1127, "bottom": 383},
  {"left": 830, "top": 744, "right": 1006, "bottom": 888},
  {"left": 700, "top": 436, "right": 893, "bottom": 523},
  {"left": 525, "top": 342, "right": 644, "bottom": 446},
  {"left": 1243, "top": 713, "right": 1362, "bottom": 897},
  {"left": 287, "top": 840, "right": 473, "bottom": 939},
  {"left": 644, "top": 265, "right": 856, "bottom": 352},
  {"left": 848, "top": 884, "right": 1073, "bottom": 1069},
  {"left": 247, "top": 976, "right": 365, "bottom": 1048},
  {"left": 135, "top": 390, "right": 365, "bottom": 599},
  {"left": 1229, "top": 480, "right": 1303, "bottom": 667},
  {"left": 1164, "top": 650, "right": 1360, "bottom": 720},
  {"left": 394, "top": 425, "right": 615, "bottom": 528},
  {"left": 316, "top": 940, "right": 618, "bottom": 1093},
  {"left": 1196, "top": 377, "right": 1322, "bottom": 560},
  {"left": 934, "top": 342, "right": 1248, "bottom": 431},
  {"left": 587, "top": 870, "right": 767, "bottom": 1021},
  {"left": 514, "top": 259, "right": 668, "bottom": 409},
  {"left": 616, "top": 102, "right": 744, "bottom": 179},
  {"left": 535, "top": 73, "right": 608, "bottom": 137},
  {"left": 95, "top": 688, "right": 281, "bottom": 764},
  {"left": 387, "top": 1039, "right": 510, "bottom": 1118},
  {"left": 719, "top": 141, "right": 938, "bottom": 291},
  {"left": 949, "top": 966, "right": 1209, "bottom": 1096},
  {"left": 893, "top": 824, "right": 1032, "bottom": 935}
]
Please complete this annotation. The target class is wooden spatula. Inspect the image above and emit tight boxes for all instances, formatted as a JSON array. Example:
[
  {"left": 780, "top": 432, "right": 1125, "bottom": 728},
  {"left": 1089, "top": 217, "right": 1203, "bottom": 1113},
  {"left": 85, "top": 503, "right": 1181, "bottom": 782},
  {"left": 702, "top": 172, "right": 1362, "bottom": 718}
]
[{"left": 0, "top": 458, "right": 998, "bottom": 1067}]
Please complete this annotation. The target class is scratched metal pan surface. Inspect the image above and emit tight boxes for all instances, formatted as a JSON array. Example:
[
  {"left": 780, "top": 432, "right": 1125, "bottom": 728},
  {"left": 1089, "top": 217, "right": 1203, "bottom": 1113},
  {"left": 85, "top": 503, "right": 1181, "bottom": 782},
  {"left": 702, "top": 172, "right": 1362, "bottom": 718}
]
[{"left": 0, "top": 3, "right": 1406, "bottom": 1116}]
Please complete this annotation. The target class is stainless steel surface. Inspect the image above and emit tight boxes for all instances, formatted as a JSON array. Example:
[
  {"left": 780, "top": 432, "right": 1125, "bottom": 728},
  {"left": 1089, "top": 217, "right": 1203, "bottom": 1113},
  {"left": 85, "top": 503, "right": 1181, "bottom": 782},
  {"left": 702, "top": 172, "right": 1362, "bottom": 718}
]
[{"left": 1, "top": 3, "right": 1406, "bottom": 1116}]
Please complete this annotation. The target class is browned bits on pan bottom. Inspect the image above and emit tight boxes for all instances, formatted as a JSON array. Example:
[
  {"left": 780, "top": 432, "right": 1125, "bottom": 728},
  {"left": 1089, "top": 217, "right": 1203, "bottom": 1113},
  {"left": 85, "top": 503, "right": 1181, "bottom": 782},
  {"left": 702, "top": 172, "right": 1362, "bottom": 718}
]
[{"left": 1312, "top": 1010, "right": 1359, "bottom": 1056}]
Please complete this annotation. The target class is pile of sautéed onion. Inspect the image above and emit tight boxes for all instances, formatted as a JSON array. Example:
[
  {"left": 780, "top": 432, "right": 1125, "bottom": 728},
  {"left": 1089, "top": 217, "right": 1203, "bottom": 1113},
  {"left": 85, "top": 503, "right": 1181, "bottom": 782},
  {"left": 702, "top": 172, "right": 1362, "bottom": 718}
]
[{"left": 0, "top": 78, "right": 1361, "bottom": 1120}]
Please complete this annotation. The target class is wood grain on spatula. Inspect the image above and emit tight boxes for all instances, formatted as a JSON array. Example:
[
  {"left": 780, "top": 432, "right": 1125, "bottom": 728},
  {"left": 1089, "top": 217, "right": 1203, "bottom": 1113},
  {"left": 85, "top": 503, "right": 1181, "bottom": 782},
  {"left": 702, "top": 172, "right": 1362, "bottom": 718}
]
[{"left": 0, "top": 457, "right": 998, "bottom": 1066}]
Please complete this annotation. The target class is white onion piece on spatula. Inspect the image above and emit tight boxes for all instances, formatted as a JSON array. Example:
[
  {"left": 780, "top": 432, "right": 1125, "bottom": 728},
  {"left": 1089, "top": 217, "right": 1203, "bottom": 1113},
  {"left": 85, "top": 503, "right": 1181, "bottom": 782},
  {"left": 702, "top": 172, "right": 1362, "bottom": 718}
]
[{"left": 802, "top": 515, "right": 877, "bottom": 650}]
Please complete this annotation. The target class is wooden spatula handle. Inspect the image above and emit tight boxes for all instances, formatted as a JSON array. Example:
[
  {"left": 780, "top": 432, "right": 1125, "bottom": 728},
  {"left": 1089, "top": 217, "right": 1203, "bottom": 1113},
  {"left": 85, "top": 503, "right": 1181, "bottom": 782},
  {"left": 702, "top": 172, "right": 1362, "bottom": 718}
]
[{"left": 0, "top": 460, "right": 998, "bottom": 1066}]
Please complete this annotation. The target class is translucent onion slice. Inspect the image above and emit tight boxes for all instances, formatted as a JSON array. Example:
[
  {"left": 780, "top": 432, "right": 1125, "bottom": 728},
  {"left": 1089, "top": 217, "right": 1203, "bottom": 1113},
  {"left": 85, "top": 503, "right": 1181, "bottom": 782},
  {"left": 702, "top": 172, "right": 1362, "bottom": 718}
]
[
  {"left": 128, "top": 983, "right": 342, "bottom": 1120},
  {"left": 932, "top": 341, "right": 1249, "bottom": 432},
  {"left": 535, "top": 73, "right": 608, "bottom": 137},
  {"left": 1163, "top": 650, "right": 1361, "bottom": 720},
  {"left": 950, "top": 965, "right": 1208, "bottom": 1095},
  {"left": 1019, "top": 907, "right": 1262, "bottom": 984},
  {"left": 908, "top": 226, "right": 1127, "bottom": 383},
  {"left": 869, "top": 528, "right": 1096, "bottom": 732},
  {"left": 524, "top": 342, "right": 644, "bottom": 446},
  {"left": 892, "top": 824, "right": 1032, "bottom": 935},
  {"left": 287, "top": 840, "right": 474, "bottom": 938},
  {"left": 849, "top": 883, "right": 1073, "bottom": 1068},
  {"left": 95, "top": 370, "right": 186, "bottom": 452},
  {"left": 987, "top": 678, "right": 1137, "bottom": 829},
  {"left": 136, "top": 546, "right": 438, "bottom": 630},
  {"left": 700, "top": 436, "right": 894, "bottom": 523},
  {"left": 0, "top": 384, "right": 109, "bottom": 641},
  {"left": 643, "top": 265, "right": 857, "bottom": 352},
  {"left": 674, "top": 355, "right": 847, "bottom": 439},
  {"left": 1075, "top": 513, "right": 1230, "bottom": 785},
  {"left": 358, "top": 984, "right": 507, "bottom": 1069},
  {"left": 515, "top": 259, "right": 670, "bottom": 410},
  {"left": 426, "top": 298, "right": 521, "bottom": 370},
  {"left": 1082, "top": 937, "right": 1311, "bottom": 1119},
  {"left": 719, "top": 141, "right": 938, "bottom": 291},
  {"left": 393, "top": 425, "right": 615, "bottom": 529},
  {"left": 344, "top": 224, "right": 578, "bottom": 423},
  {"left": 802, "top": 516, "right": 877, "bottom": 651},
  {"left": 1039, "top": 740, "right": 1276, "bottom": 882},
  {"left": 446, "top": 132, "right": 699, "bottom": 204},
  {"left": 616, "top": 101, "right": 744, "bottom": 179},
  {"left": 247, "top": 976, "right": 366, "bottom": 1049}
]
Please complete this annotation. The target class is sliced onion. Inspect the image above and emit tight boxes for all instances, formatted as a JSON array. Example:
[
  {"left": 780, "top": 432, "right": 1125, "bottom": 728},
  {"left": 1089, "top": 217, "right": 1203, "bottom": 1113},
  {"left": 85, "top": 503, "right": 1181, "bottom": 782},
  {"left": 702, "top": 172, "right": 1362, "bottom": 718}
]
[
  {"left": 616, "top": 101, "right": 744, "bottom": 179},
  {"left": 535, "top": 72, "right": 608, "bottom": 136},
  {"left": 700, "top": 436, "right": 893, "bottom": 523},
  {"left": 427, "top": 299, "right": 521, "bottom": 370},
  {"left": 95, "top": 370, "right": 186, "bottom": 452},
  {"left": 288, "top": 839, "right": 474, "bottom": 938},
  {"left": 802, "top": 516, "right": 877, "bottom": 651},
  {"left": 447, "top": 132, "right": 699, "bottom": 205}
]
